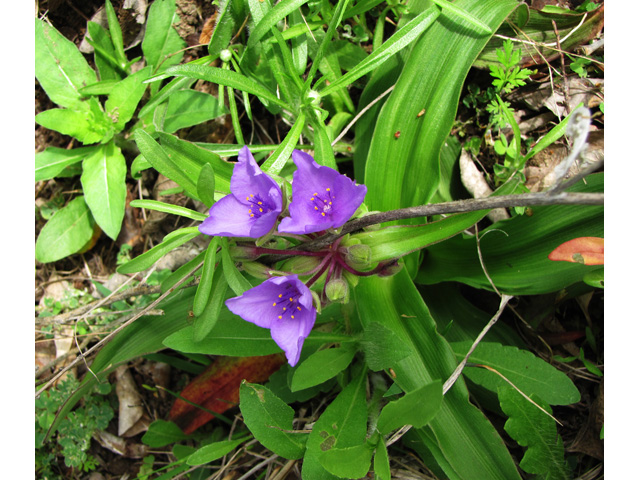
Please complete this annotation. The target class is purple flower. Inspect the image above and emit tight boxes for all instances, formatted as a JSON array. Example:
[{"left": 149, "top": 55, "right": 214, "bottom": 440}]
[
  {"left": 225, "top": 275, "right": 316, "bottom": 366},
  {"left": 278, "top": 150, "right": 367, "bottom": 234},
  {"left": 199, "top": 146, "right": 282, "bottom": 238}
]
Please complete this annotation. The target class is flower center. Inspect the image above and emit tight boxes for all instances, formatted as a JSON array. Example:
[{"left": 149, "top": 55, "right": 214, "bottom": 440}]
[
  {"left": 271, "top": 283, "right": 303, "bottom": 321},
  {"left": 246, "top": 194, "right": 273, "bottom": 219},
  {"left": 309, "top": 187, "right": 335, "bottom": 218}
]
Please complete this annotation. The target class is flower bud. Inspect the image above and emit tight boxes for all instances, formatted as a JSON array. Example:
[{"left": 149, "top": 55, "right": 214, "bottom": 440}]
[
  {"left": 345, "top": 244, "right": 372, "bottom": 269},
  {"left": 219, "top": 49, "right": 232, "bottom": 63},
  {"left": 279, "top": 255, "right": 322, "bottom": 274},
  {"left": 239, "top": 261, "right": 272, "bottom": 279},
  {"left": 325, "top": 277, "right": 350, "bottom": 304}
]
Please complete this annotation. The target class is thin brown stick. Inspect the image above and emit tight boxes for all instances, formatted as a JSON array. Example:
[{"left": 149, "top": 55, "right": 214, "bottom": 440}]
[{"left": 299, "top": 191, "right": 603, "bottom": 252}]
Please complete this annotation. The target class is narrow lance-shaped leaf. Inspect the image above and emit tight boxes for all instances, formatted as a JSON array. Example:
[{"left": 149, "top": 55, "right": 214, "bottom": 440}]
[
  {"left": 35, "top": 146, "right": 100, "bottom": 182},
  {"left": 248, "top": 0, "right": 309, "bottom": 48},
  {"left": 142, "top": 0, "right": 186, "bottom": 70},
  {"left": 129, "top": 200, "right": 207, "bottom": 222},
  {"left": 220, "top": 238, "right": 253, "bottom": 295},
  {"left": 262, "top": 112, "right": 307, "bottom": 176},
  {"left": 104, "top": 0, "right": 127, "bottom": 69},
  {"left": 193, "top": 266, "right": 228, "bottom": 342},
  {"left": 193, "top": 237, "right": 219, "bottom": 317}
]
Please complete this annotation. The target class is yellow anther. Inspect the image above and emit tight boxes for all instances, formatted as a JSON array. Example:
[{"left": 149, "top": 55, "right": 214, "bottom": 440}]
[
  {"left": 257, "top": 201, "right": 262, "bottom": 205},
  {"left": 250, "top": 214, "right": 254, "bottom": 217},
  {"left": 321, "top": 213, "right": 326, "bottom": 217},
  {"left": 297, "top": 306, "right": 301, "bottom": 311},
  {"left": 289, "top": 297, "right": 293, "bottom": 302},
  {"left": 314, "top": 207, "right": 318, "bottom": 210},
  {"left": 278, "top": 315, "right": 282, "bottom": 319},
  {"left": 259, "top": 208, "right": 263, "bottom": 212},
  {"left": 250, "top": 194, "right": 254, "bottom": 197},
  {"left": 314, "top": 192, "right": 318, "bottom": 196},
  {"left": 283, "top": 307, "right": 286, "bottom": 311},
  {"left": 326, "top": 188, "right": 331, "bottom": 191},
  {"left": 291, "top": 315, "right": 295, "bottom": 319},
  {"left": 246, "top": 196, "right": 250, "bottom": 201},
  {"left": 272, "top": 302, "right": 276, "bottom": 307},
  {"left": 278, "top": 294, "right": 282, "bottom": 298}
]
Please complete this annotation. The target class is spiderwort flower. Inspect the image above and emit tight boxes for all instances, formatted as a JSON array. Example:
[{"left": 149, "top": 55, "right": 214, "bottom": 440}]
[
  {"left": 199, "top": 146, "right": 282, "bottom": 238},
  {"left": 278, "top": 150, "right": 367, "bottom": 234},
  {"left": 225, "top": 275, "right": 316, "bottom": 366}
]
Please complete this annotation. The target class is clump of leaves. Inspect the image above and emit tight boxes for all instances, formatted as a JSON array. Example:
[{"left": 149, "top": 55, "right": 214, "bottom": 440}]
[{"left": 36, "top": 376, "right": 114, "bottom": 477}]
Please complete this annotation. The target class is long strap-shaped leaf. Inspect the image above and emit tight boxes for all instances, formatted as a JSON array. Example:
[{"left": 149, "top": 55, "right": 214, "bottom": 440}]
[
  {"left": 363, "top": 0, "right": 521, "bottom": 212},
  {"left": 354, "top": 270, "right": 521, "bottom": 478}
]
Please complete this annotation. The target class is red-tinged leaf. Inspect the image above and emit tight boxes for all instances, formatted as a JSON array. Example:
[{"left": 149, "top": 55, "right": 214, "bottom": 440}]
[
  {"left": 169, "top": 355, "right": 285, "bottom": 434},
  {"left": 548, "top": 237, "right": 604, "bottom": 265}
]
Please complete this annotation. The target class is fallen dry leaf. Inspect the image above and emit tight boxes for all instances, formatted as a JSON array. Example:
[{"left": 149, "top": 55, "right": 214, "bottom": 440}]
[
  {"left": 115, "top": 365, "right": 145, "bottom": 437},
  {"left": 170, "top": 355, "right": 285, "bottom": 434},
  {"left": 548, "top": 237, "right": 604, "bottom": 265},
  {"left": 92, "top": 430, "right": 149, "bottom": 458}
]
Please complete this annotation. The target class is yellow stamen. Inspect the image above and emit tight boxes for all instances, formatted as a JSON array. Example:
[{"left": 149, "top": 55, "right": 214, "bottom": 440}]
[
  {"left": 291, "top": 315, "right": 295, "bottom": 319},
  {"left": 326, "top": 188, "right": 331, "bottom": 191},
  {"left": 278, "top": 315, "right": 282, "bottom": 319},
  {"left": 321, "top": 213, "right": 326, "bottom": 217},
  {"left": 278, "top": 294, "right": 282, "bottom": 298},
  {"left": 297, "top": 306, "right": 301, "bottom": 311},
  {"left": 273, "top": 302, "right": 276, "bottom": 307}
]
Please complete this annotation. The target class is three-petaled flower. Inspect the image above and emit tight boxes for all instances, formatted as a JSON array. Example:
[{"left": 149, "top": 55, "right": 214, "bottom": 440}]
[
  {"left": 225, "top": 275, "right": 316, "bottom": 366},
  {"left": 278, "top": 150, "right": 367, "bottom": 234},
  {"left": 198, "top": 146, "right": 282, "bottom": 238}
]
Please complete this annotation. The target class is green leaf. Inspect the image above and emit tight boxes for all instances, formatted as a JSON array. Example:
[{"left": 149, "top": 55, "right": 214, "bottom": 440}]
[
  {"left": 197, "top": 163, "right": 217, "bottom": 208},
  {"left": 302, "top": 368, "right": 368, "bottom": 480},
  {"left": 35, "top": 196, "right": 96, "bottom": 263},
  {"left": 35, "top": 108, "right": 108, "bottom": 145},
  {"left": 104, "top": 0, "right": 127, "bottom": 68},
  {"left": 148, "top": 65, "right": 288, "bottom": 109},
  {"left": 105, "top": 66, "right": 151, "bottom": 132},
  {"left": 450, "top": 342, "right": 580, "bottom": 406},
  {"left": 86, "top": 21, "right": 122, "bottom": 81},
  {"left": 78, "top": 79, "right": 120, "bottom": 96},
  {"left": 161, "top": 250, "right": 206, "bottom": 293},
  {"left": 142, "top": 420, "right": 190, "bottom": 448},
  {"left": 134, "top": 129, "right": 200, "bottom": 199},
  {"left": 499, "top": 387, "right": 571, "bottom": 479},
  {"left": 186, "top": 438, "right": 246, "bottom": 466},
  {"left": 193, "top": 238, "right": 219, "bottom": 317},
  {"left": 319, "top": 442, "right": 374, "bottom": 479},
  {"left": 417, "top": 174, "right": 604, "bottom": 295},
  {"left": 239, "top": 382, "right": 307, "bottom": 459},
  {"left": 35, "top": 146, "right": 100, "bottom": 182},
  {"left": 320, "top": 6, "right": 440, "bottom": 97},
  {"left": 261, "top": 112, "right": 308, "bottom": 175},
  {"left": 291, "top": 345, "right": 357, "bottom": 392},
  {"left": 359, "top": 322, "right": 413, "bottom": 371},
  {"left": 80, "top": 142, "right": 127, "bottom": 240},
  {"left": 158, "top": 132, "right": 233, "bottom": 196},
  {"left": 163, "top": 89, "right": 230, "bottom": 133},
  {"left": 248, "top": 0, "right": 309, "bottom": 48},
  {"left": 117, "top": 228, "right": 200, "bottom": 274},
  {"left": 220, "top": 238, "right": 253, "bottom": 296},
  {"left": 35, "top": 18, "right": 98, "bottom": 110},
  {"left": 206, "top": 0, "right": 236, "bottom": 58},
  {"left": 193, "top": 266, "right": 228, "bottom": 342},
  {"left": 142, "top": 0, "right": 186, "bottom": 71},
  {"left": 373, "top": 437, "right": 391, "bottom": 480},
  {"left": 377, "top": 380, "right": 442, "bottom": 434},
  {"left": 129, "top": 200, "right": 207, "bottom": 222}
]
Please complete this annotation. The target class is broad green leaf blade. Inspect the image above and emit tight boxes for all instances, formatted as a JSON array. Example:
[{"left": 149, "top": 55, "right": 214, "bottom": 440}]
[
  {"left": 363, "top": 0, "right": 520, "bottom": 212},
  {"left": 35, "top": 107, "right": 108, "bottom": 145},
  {"left": 193, "top": 266, "right": 228, "bottom": 342},
  {"left": 35, "top": 196, "right": 97, "bottom": 263},
  {"left": 373, "top": 437, "right": 391, "bottom": 480},
  {"left": 149, "top": 65, "right": 288, "bottom": 109},
  {"left": 261, "top": 112, "right": 307, "bottom": 176},
  {"left": 320, "top": 6, "right": 440, "bottom": 97},
  {"left": 142, "top": 0, "right": 186, "bottom": 71},
  {"left": 162, "top": 89, "right": 229, "bottom": 133},
  {"left": 310, "top": 117, "right": 338, "bottom": 170},
  {"left": 302, "top": 368, "right": 368, "bottom": 480},
  {"left": 104, "top": 0, "right": 127, "bottom": 68},
  {"left": 319, "top": 442, "right": 374, "bottom": 479},
  {"left": 129, "top": 200, "right": 207, "bottom": 222},
  {"left": 248, "top": 0, "right": 309, "bottom": 48},
  {"left": 117, "top": 228, "right": 200, "bottom": 274},
  {"left": 81, "top": 143, "right": 127, "bottom": 240},
  {"left": 417, "top": 174, "right": 604, "bottom": 294},
  {"left": 499, "top": 387, "right": 571, "bottom": 479},
  {"left": 35, "top": 18, "right": 98, "bottom": 110},
  {"left": 354, "top": 270, "right": 521, "bottom": 478},
  {"left": 239, "top": 382, "right": 307, "bottom": 459},
  {"left": 105, "top": 66, "right": 151, "bottom": 131},
  {"left": 87, "top": 21, "right": 122, "bottom": 80},
  {"left": 450, "top": 342, "right": 580, "bottom": 406},
  {"left": 360, "top": 322, "right": 413, "bottom": 371},
  {"left": 157, "top": 132, "right": 233, "bottom": 195},
  {"left": 186, "top": 438, "right": 245, "bottom": 466},
  {"left": 220, "top": 238, "right": 253, "bottom": 295},
  {"left": 291, "top": 345, "right": 357, "bottom": 392},
  {"left": 197, "top": 163, "right": 216, "bottom": 208},
  {"left": 377, "top": 381, "right": 443, "bottom": 434},
  {"left": 142, "top": 420, "right": 190, "bottom": 448},
  {"left": 193, "top": 238, "right": 219, "bottom": 317},
  {"left": 35, "top": 146, "right": 100, "bottom": 182},
  {"left": 206, "top": 0, "right": 236, "bottom": 58},
  {"left": 134, "top": 129, "right": 200, "bottom": 199}
]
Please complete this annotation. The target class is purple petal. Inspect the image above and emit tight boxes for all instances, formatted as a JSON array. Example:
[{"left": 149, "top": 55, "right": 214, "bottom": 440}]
[
  {"left": 225, "top": 275, "right": 317, "bottom": 366},
  {"left": 270, "top": 308, "right": 316, "bottom": 366},
  {"left": 278, "top": 150, "right": 366, "bottom": 234},
  {"left": 231, "top": 146, "right": 282, "bottom": 212},
  {"left": 198, "top": 194, "right": 254, "bottom": 237}
]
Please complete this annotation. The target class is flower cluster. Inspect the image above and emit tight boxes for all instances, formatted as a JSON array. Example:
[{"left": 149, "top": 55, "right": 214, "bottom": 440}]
[{"left": 199, "top": 147, "right": 367, "bottom": 366}]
